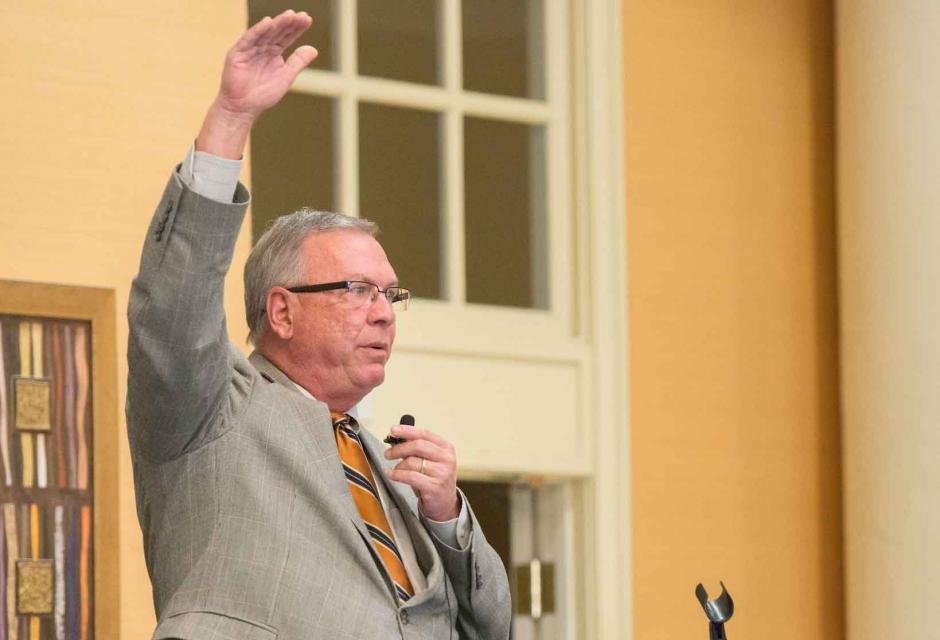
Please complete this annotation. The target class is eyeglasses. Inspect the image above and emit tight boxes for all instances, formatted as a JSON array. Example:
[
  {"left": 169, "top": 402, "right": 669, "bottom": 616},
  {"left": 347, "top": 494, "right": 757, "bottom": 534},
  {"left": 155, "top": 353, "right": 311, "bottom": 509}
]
[{"left": 286, "top": 280, "right": 411, "bottom": 311}]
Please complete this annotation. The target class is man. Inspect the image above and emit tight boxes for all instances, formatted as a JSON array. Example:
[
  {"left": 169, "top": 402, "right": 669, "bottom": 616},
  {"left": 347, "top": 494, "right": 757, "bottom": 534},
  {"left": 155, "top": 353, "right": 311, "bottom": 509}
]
[{"left": 126, "top": 10, "right": 511, "bottom": 639}]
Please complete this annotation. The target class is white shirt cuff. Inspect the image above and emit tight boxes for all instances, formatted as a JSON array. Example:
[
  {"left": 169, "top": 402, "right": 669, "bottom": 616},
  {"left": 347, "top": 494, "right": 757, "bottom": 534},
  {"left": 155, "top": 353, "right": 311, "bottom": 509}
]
[
  {"left": 423, "top": 496, "right": 472, "bottom": 550},
  {"left": 179, "top": 143, "right": 243, "bottom": 203}
]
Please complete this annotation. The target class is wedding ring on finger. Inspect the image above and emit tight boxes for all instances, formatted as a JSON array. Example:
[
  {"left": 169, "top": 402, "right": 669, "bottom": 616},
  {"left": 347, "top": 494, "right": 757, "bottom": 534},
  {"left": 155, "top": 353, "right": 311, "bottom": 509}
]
[{"left": 420, "top": 458, "right": 427, "bottom": 475}]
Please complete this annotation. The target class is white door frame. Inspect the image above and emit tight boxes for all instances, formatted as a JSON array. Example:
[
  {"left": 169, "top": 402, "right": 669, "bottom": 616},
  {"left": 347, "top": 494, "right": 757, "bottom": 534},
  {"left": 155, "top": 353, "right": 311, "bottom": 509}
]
[{"left": 572, "top": 1, "right": 631, "bottom": 638}]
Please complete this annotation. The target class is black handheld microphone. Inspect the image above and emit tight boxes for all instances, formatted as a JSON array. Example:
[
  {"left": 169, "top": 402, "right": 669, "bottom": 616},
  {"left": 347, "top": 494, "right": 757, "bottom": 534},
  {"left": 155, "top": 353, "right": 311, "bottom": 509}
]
[{"left": 383, "top": 414, "right": 414, "bottom": 445}]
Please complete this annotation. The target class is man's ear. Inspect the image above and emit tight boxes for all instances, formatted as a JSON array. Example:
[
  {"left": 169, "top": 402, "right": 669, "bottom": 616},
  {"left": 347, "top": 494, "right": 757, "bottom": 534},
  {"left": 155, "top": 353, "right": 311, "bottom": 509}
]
[{"left": 266, "top": 287, "right": 294, "bottom": 340}]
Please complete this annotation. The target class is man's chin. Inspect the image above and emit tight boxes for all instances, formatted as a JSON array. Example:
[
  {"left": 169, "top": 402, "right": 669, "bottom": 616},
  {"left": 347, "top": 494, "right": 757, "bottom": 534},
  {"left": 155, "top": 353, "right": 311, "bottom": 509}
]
[{"left": 357, "top": 366, "right": 386, "bottom": 392}]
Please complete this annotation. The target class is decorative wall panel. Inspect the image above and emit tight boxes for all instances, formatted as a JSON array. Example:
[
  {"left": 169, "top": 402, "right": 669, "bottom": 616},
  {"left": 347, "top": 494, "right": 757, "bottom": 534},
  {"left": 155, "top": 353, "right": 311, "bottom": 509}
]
[{"left": 0, "top": 282, "right": 118, "bottom": 640}]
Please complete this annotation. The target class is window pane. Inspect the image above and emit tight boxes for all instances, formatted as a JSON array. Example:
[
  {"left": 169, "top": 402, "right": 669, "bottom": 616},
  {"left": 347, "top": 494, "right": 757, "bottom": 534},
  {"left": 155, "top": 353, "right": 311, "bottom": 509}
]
[
  {"left": 250, "top": 93, "right": 335, "bottom": 241},
  {"left": 464, "top": 117, "right": 548, "bottom": 309},
  {"left": 462, "top": 0, "right": 544, "bottom": 99},
  {"left": 458, "top": 481, "right": 511, "bottom": 574},
  {"left": 358, "top": 0, "right": 439, "bottom": 85},
  {"left": 249, "top": 0, "right": 336, "bottom": 71},
  {"left": 359, "top": 103, "right": 443, "bottom": 299}
]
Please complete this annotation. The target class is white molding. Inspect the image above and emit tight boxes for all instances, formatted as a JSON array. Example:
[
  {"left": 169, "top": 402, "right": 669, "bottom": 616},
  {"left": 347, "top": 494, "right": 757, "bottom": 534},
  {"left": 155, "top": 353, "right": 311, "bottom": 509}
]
[
  {"left": 546, "top": 0, "right": 574, "bottom": 341},
  {"left": 574, "top": 0, "right": 632, "bottom": 638}
]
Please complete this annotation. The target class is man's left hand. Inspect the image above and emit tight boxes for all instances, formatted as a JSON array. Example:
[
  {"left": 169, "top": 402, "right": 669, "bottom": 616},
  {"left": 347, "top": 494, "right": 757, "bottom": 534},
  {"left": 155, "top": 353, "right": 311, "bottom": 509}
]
[{"left": 384, "top": 423, "right": 460, "bottom": 521}]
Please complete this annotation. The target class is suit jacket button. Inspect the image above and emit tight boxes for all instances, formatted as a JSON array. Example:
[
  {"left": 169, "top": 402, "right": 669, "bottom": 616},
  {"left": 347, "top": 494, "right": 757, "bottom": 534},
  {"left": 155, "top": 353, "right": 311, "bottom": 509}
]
[{"left": 400, "top": 609, "right": 410, "bottom": 625}]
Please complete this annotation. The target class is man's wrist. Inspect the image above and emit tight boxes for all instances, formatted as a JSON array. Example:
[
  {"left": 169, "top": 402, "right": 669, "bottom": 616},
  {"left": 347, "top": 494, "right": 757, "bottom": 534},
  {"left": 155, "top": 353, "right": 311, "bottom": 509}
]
[
  {"left": 195, "top": 99, "right": 256, "bottom": 160},
  {"left": 422, "top": 495, "right": 460, "bottom": 522}
]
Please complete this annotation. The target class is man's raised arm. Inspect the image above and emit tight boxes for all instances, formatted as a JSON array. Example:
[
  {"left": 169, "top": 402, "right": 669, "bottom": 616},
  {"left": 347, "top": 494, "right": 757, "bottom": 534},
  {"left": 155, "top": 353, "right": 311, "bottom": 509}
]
[{"left": 126, "top": 11, "right": 317, "bottom": 463}]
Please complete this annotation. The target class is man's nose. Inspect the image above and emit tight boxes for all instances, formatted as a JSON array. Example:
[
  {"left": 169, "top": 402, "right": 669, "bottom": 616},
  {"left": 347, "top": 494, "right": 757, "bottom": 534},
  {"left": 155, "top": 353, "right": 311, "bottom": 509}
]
[{"left": 368, "top": 293, "right": 395, "bottom": 324}]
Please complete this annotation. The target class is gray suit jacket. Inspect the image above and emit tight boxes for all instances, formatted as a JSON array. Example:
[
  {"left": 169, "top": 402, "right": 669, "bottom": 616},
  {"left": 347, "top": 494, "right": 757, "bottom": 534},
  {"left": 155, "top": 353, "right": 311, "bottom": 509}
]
[{"left": 126, "top": 172, "right": 511, "bottom": 639}]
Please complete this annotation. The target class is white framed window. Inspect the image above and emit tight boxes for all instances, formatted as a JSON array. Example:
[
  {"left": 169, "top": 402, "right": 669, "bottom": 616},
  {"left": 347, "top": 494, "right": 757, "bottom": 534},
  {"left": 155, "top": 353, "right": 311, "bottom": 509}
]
[{"left": 250, "top": 0, "right": 574, "bottom": 359}]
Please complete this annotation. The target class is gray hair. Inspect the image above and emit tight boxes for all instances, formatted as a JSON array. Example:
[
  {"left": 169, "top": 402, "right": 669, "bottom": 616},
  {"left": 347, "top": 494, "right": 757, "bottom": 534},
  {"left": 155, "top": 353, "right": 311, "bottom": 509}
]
[{"left": 244, "top": 208, "right": 379, "bottom": 344}]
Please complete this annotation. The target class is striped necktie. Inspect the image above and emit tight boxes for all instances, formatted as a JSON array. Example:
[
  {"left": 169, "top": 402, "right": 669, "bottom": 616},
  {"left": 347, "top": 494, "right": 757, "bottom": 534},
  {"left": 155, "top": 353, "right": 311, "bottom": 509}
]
[{"left": 331, "top": 412, "right": 415, "bottom": 603}]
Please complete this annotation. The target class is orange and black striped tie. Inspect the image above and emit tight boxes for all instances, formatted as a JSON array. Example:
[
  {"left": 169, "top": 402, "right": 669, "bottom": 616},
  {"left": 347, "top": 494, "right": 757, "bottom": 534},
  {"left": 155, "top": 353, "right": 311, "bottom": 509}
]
[{"left": 331, "top": 412, "right": 414, "bottom": 603}]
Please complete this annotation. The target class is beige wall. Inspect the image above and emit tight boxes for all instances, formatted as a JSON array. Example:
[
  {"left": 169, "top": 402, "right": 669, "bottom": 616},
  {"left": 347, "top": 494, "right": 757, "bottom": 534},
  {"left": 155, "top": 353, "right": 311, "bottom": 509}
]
[
  {"left": 0, "top": 3, "right": 253, "bottom": 636},
  {"left": 623, "top": 1, "right": 843, "bottom": 639}
]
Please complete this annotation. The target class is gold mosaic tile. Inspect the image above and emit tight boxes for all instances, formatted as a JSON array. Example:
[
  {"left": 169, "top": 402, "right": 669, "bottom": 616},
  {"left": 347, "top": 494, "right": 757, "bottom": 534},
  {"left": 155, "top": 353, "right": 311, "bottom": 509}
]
[
  {"left": 14, "top": 377, "right": 52, "bottom": 432},
  {"left": 16, "top": 559, "right": 54, "bottom": 615}
]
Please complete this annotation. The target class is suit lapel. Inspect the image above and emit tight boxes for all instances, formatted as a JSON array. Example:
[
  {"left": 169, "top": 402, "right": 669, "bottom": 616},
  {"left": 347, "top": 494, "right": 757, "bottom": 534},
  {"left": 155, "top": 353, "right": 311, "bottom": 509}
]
[
  {"left": 248, "top": 351, "right": 361, "bottom": 521},
  {"left": 248, "top": 351, "right": 399, "bottom": 601}
]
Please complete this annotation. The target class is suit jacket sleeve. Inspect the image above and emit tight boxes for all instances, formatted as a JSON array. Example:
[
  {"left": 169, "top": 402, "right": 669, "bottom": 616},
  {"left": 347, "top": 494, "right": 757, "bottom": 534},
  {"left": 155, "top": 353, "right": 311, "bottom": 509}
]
[
  {"left": 431, "top": 493, "right": 512, "bottom": 640},
  {"left": 126, "top": 170, "right": 252, "bottom": 463}
]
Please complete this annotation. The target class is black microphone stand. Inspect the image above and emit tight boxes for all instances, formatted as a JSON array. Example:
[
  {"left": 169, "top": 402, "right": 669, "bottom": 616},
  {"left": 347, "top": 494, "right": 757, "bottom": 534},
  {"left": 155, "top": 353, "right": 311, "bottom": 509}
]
[{"left": 695, "top": 581, "right": 734, "bottom": 640}]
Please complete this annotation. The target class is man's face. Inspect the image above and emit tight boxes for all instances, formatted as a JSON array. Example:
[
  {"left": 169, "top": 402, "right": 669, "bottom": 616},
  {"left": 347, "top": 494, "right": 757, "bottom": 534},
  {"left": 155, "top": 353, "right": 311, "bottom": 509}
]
[{"left": 288, "top": 230, "right": 398, "bottom": 407}]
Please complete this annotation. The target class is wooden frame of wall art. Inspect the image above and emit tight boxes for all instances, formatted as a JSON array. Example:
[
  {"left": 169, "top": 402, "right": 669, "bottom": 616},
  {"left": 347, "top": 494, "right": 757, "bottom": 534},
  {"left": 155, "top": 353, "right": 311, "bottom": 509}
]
[{"left": 0, "top": 280, "right": 119, "bottom": 640}]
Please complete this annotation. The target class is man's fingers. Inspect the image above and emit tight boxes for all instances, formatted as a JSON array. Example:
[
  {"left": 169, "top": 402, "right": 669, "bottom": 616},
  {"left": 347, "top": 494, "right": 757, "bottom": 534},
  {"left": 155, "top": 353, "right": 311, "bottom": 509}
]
[
  {"left": 276, "top": 14, "right": 313, "bottom": 49},
  {"left": 270, "top": 10, "right": 311, "bottom": 46},
  {"left": 388, "top": 468, "right": 436, "bottom": 492},
  {"left": 384, "top": 439, "right": 453, "bottom": 465},
  {"left": 248, "top": 10, "right": 305, "bottom": 52},
  {"left": 284, "top": 45, "right": 318, "bottom": 75},
  {"left": 258, "top": 13, "right": 296, "bottom": 48},
  {"left": 238, "top": 10, "right": 311, "bottom": 55},
  {"left": 239, "top": 15, "right": 274, "bottom": 50},
  {"left": 385, "top": 440, "right": 437, "bottom": 459},
  {"left": 388, "top": 465, "right": 460, "bottom": 521},
  {"left": 389, "top": 425, "right": 451, "bottom": 448},
  {"left": 401, "top": 456, "right": 436, "bottom": 475}
]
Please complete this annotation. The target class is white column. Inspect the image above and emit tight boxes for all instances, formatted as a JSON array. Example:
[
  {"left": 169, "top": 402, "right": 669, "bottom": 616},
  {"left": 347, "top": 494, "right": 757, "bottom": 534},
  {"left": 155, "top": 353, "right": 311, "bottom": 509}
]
[{"left": 837, "top": 2, "right": 940, "bottom": 639}]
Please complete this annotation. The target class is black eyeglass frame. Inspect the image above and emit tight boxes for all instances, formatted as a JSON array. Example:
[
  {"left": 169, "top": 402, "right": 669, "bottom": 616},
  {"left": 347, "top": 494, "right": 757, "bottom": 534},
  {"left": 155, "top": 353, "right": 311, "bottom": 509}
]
[{"left": 285, "top": 280, "right": 411, "bottom": 307}]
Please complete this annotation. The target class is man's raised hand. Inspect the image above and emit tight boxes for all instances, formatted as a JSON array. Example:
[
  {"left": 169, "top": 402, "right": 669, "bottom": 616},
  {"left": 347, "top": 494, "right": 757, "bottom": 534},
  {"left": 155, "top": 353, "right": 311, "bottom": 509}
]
[
  {"left": 196, "top": 10, "right": 318, "bottom": 159},
  {"left": 217, "top": 10, "right": 317, "bottom": 118}
]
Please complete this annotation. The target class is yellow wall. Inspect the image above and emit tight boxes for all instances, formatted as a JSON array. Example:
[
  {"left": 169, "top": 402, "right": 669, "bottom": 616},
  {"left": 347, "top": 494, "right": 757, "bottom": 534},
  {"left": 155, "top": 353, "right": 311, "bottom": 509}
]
[
  {"left": 623, "top": 1, "right": 843, "bottom": 639},
  {"left": 0, "top": 3, "right": 252, "bottom": 636}
]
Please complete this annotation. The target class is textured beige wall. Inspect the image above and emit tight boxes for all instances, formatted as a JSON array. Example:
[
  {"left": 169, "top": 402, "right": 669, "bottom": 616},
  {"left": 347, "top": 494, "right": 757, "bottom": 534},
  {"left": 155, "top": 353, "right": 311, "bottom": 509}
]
[
  {"left": 623, "top": 1, "right": 843, "bottom": 639},
  {"left": 837, "top": 2, "right": 940, "bottom": 638},
  {"left": 0, "top": 3, "right": 252, "bottom": 637}
]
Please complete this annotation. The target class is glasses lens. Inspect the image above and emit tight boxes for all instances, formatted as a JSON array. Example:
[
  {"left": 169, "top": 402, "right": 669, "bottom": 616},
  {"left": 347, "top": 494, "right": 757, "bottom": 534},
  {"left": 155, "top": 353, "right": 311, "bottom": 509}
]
[
  {"left": 346, "top": 282, "right": 377, "bottom": 305},
  {"left": 389, "top": 288, "right": 410, "bottom": 311}
]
